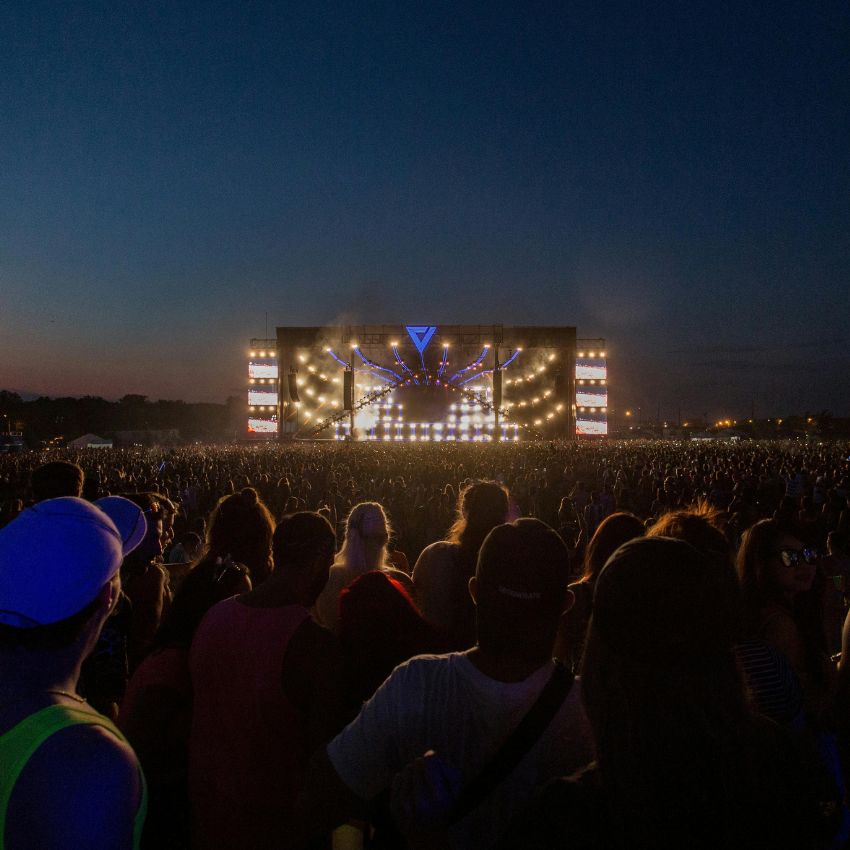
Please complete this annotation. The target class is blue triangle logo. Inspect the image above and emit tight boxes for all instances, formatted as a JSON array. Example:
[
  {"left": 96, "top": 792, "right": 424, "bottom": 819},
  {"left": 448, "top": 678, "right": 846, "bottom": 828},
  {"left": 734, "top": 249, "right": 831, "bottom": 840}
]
[{"left": 405, "top": 325, "right": 437, "bottom": 355}]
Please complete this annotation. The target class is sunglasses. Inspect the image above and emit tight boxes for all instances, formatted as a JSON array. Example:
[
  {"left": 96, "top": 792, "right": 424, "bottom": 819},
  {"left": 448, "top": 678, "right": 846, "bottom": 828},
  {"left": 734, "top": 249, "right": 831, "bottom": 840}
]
[{"left": 778, "top": 548, "right": 820, "bottom": 567}]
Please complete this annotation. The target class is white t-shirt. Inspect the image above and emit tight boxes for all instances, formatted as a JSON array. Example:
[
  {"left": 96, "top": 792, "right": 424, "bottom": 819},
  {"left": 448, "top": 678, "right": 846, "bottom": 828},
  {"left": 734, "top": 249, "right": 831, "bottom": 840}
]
[{"left": 327, "top": 651, "right": 593, "bottom": 849}]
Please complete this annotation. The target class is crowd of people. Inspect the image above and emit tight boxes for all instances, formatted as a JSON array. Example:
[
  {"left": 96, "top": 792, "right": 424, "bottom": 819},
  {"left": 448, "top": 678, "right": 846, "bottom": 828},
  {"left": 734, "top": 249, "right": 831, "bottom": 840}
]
[{"left": 1, "top": 438, "right": 850, "bottom": 848}]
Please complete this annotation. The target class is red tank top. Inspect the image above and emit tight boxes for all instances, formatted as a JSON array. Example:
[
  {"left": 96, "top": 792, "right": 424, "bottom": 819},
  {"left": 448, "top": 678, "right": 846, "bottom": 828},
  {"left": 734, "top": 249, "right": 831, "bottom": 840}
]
[{"left": 188, "top": 598, "right": 310, "bottom": 849}]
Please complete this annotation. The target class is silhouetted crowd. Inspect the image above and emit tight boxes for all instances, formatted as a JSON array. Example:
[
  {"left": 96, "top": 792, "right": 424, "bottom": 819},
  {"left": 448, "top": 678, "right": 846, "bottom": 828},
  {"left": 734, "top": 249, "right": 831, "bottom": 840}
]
[{"left": 2, "top": 439, "right": 850, "bottom": 849}]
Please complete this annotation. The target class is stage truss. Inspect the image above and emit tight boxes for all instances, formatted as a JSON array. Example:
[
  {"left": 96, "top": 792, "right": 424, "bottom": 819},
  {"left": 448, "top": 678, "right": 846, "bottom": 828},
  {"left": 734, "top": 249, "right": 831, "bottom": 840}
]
[{"left": 258, "top": 324, "right": 577, "bottom": 441}]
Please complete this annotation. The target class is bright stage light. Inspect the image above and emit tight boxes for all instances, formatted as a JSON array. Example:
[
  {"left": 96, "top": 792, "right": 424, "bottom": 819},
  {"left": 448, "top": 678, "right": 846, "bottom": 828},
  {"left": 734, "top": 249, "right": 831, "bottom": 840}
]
[
  {"left": 350, "top": 342, "right": 358, "bottom": 349},
  {"left": 548, "top": 353, "right": 556, "bottom": 361},
  {"left": 390, "top": 341, "right": 399, "bottom": 347},
  {"left": 578, "top": 352, "right": 585, "bottom": 358},
  {"left": 589, "top": 351, "right": 596, "bottom": 358},
  {"left": 249, "top": 351, "right": 256, "bottom": 357},
  {"left": 600, "top": 351, "right": 606, "bottom": 358}
]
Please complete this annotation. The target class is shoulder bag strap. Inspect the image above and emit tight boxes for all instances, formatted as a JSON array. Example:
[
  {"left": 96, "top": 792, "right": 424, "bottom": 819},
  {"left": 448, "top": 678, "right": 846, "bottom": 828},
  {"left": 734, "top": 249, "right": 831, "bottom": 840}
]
[{"left": 446, "top": 661, "right": 575, "bottom": 825}]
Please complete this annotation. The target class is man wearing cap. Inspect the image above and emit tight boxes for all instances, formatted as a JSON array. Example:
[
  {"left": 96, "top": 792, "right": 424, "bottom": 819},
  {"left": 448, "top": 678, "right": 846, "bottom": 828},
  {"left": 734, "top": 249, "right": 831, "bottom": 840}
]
[
  {"left": 296, "top": 518, "right": 592, "bottom": 849},
  {"left": 0, "top": 497, "right": 147, "bottom": 849}
]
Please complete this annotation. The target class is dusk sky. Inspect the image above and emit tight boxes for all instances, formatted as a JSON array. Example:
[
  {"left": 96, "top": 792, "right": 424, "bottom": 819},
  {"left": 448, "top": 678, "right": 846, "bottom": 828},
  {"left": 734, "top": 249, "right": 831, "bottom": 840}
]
[{"left": 2, "top": 0, "right": 849, "bottom": 421}]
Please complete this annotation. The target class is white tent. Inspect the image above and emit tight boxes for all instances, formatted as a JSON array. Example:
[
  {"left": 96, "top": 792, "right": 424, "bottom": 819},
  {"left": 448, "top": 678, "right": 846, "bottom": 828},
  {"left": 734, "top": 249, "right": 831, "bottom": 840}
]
[{"left": 67, "top": 433, "right": 113, "bottom": 449}]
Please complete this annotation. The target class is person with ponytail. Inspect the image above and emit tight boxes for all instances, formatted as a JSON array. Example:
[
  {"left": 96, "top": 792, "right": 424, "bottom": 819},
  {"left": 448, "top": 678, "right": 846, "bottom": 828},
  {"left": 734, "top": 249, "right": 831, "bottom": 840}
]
[{"left": 413, "top": 481, "right": 510, "bottom": 650}]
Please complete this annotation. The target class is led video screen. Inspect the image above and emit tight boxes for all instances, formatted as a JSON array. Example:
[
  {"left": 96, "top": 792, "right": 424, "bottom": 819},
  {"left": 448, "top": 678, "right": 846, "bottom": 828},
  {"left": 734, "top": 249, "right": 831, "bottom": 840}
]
[
  {"left": 249, "top": 361, "right": 278, "bottom": 379},
  {"left": 248, "top": 417, "right": 278, "bottom": 433},
  {"left": 248, "top": 390, "right": 279, "bottom": 406},
  {"left": 576, "top": 391, "right": 607, "bottom": 407},
  {"left": 576, "top": 364, "right": 607, "bottom": 380},
  {"left": 576, "top": 418, "right": 608, "bottom": 436}
]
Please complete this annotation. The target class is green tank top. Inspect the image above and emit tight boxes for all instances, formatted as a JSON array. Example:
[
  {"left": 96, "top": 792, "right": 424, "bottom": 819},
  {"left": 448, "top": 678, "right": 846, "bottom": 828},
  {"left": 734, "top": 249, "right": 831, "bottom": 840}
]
[{"left": 0, "top": 703, "right": 147, "bottom": 849}]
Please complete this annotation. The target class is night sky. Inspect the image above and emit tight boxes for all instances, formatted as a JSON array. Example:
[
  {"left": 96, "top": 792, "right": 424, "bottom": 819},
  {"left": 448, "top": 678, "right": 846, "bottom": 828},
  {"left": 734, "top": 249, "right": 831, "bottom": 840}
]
[{"left": 2, "top": 0, "right": 849, "bottom": 421}]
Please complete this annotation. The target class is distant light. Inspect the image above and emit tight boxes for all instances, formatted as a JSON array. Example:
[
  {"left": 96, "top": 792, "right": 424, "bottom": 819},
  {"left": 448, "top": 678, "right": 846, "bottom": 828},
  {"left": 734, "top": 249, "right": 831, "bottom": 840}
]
[
  {"left": 600, "top": 351, "right": 606, "bottom": 358},
  {"left": 577, "top": 352, "right": 585, "bottom": 358},
  {"left": 588, "top": 351, "right": 596, "bottom": 358},
  {"left": 390, "top": 341, "right": 399, "bottom": 347},
  {"left": 350, "top": 342, "right": 359, "bottom": 349},
  {"left": 249, "top": 351, "right": 256, "bottom": 357}
]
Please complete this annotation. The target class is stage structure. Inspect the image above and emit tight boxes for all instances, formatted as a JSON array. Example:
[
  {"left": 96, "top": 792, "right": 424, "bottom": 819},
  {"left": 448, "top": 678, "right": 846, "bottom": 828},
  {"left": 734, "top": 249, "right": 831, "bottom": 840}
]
[
  {"left": 576, "top": 340, "right": 608, "bottom": 436},
  {"left": 245, "top": 325, "right": 607, "bottom": 441},
  {"left": 246, "top": 339, "right": 279, "bottom": 436}
]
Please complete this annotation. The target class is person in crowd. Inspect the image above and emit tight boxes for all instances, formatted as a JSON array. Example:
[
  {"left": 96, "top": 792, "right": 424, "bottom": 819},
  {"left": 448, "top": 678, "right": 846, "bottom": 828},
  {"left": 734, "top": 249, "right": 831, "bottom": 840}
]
[
  {"left": 78, "top": 495, "right": 153, "bottom": 717},
  {"left": 120, "top": 555, "right": 251, "bottom": 849},
  {"left": 737, "top": 518, "right": 833, "bottom": 721},
  {"left": 559, "top": 511, "right": 644, "bottom": 670},
  {"left": 166, "top": 531, "right": 203, "bottom": 565},
  {"left": 413, "top": 481, "right": 510, "bottom": 650},
  {"left": 203, "top": 487, "right": 275, "bottom": 584},
  {"left": 120, "top": 492, "right": 170, "bottom": 671},
  {"left": 0, "top": 497, "right": 147, "bottom": 848},
  {"left": 316, "top": 501, "right": 409, "bottom": 633},
  {"left": 30, "top": 460, "right": 84, "bottom": 502},
  {"left": 338, "top": 570, "right": 445, "bottom": 705},
  {"left": 648, "top": 505, "right": 806, "bottom": 726},
  {"left": 501, "top": 537, "right": 841, "bottom": 850},
  {"left": 296, "top": 518, "right": 591, "bottom": 850},
  {"left": 189, "top": 512, "right": 348, "bottom": 850}
]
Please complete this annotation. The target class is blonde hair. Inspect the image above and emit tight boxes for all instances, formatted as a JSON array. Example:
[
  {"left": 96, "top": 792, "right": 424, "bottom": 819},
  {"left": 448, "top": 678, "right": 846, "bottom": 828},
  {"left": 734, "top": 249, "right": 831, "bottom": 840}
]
[{"left": 336, "top": 502, "right": 391, "bottom": 575}]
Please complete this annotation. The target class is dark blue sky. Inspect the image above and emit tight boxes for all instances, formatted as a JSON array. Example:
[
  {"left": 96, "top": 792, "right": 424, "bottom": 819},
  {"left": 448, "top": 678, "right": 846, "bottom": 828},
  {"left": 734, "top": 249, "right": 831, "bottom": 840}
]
[{"left": 2, "top": 0, "right": 848, "bottom": 419}]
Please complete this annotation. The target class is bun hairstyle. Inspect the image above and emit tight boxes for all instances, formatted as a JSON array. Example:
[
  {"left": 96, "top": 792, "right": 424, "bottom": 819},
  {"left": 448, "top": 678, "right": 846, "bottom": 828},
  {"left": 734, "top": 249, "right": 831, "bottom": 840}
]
[
  {"left": 206, "top": 487, "right": 274, "bottom": 584},
  {"left": 239, "top": 487, "right": 259, "bottom": 506}
]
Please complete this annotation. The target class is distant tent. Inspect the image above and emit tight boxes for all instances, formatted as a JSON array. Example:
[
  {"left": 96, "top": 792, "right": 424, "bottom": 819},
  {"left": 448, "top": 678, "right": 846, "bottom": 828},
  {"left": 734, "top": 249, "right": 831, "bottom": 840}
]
[{"left": 67, "top": 433, "right": 113, "bottom": 449}]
